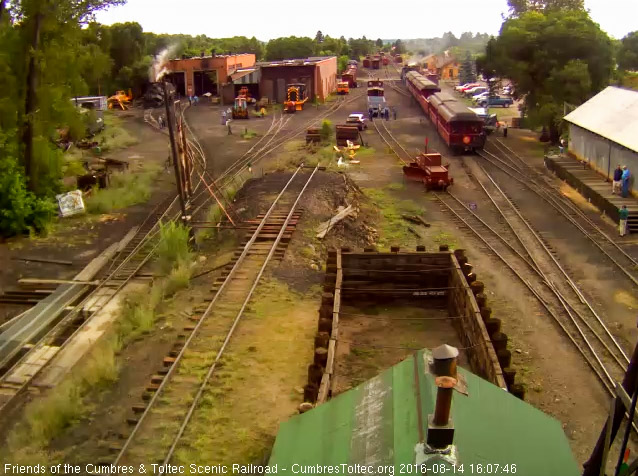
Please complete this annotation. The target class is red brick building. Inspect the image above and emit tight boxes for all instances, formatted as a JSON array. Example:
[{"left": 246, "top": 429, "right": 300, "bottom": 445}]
[{"left": 166, "top": 53, "right": 256, "bottom": 97}]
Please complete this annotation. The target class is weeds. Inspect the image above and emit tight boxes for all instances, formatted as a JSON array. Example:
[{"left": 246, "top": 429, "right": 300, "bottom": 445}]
[
  {"left": 85, "top": 167, "right": 158, "bottom": 214},
  {"left": 157, "top": 221, "right": 192, "bottom": 274},
  {"left": 240, "top": 129, "right": 258, "bottom": 139},
  {"left": 362, "top": 186, "right": 423, "bottom": 247},
  {"left": 320, "top": 120, "right": 333, "bottom": 142}
]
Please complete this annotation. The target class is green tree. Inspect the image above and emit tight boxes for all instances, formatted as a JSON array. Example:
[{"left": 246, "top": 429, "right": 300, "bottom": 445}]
[
  {"left": 392, "top": 39, "right": 406, "bottom": 54},
  {"left": 459, "top": 51, "right": 476, "bottom": 84},
  {"left": 507, "top": 0, "right": 584, "bottom": 16},
  {"left": 337, "top": 55, "right": 349, "bottom": 73},
  {"left": 315, "top": 30, "right": 324, "bottom": 43},
  {"left": 480, "top": 10, "right": 613, "bottom": 142},
  {"left": 265, "top": 36, "right": 315, "bottom": 60},
  {"left": 618, "top": 31, "right": 638, "bottom": 71},
  {"left": 375, "top": 38, "right": 383, "bottom": 48}
]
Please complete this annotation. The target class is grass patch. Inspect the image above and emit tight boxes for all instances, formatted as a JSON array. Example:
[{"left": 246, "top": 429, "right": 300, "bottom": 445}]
[
  {"left": 95, "top": 112, "right": 138, "bottom": 152},
  {"left": 157, "top": 221, "right": 192, "bottom": 274},
  {"left": 240, "top": 129, "right": 259, "bottom": 140},
  {"left": 62, "top": 159, "right": 86, "bottom": 178},
  {"left": 355, "top": 146, "right": 376, "bottom": 158},
  {"left": 85, "top": 166, "right": 159, "bottom": 214},
  {"left": 362, "top": 186, "right": 423, "bottom": 248},
  {"left": 433, "top": 231, "right": 457, "bottom": 250},
  {"left": 173, "top": 277, "right": 317, "bottom": 466}
]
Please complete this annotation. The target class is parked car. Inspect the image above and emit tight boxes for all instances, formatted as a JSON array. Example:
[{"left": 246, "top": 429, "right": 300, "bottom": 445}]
[
  {"left": 464, "top": 86, "right": 487, "bottom": 97},
  {"left": 502, "top": 86, "right": 512, "bottom": 95},
  {"left": 346, "top": 113, "right": 367, "bottom": 130},
  {"left": 472, "top": 91, "right": 490, "bottom": 103},
  {"left": 458, "top": 83, "right": 481, "bottom": 93},
  {"left": 455, "top": 82, "right": 480, "bottom": 92},
  {"left": 479, "top": 96, "right": 514, "bottom": 108}
]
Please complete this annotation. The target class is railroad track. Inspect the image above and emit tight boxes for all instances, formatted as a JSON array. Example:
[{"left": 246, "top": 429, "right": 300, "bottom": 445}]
[
  {"left": 0, "top": 107, "right": 212, "bottom": 415},
  {"left": 478, "top": 139, "right": 638, "bottom": 288},
  {"left": 113, "top": 164, "right": 319, "bottom": 466},
  {"left": 212, "top": 90, "right": 367, "bottom": 189},
  {"left": 371, "top": 118, "right": 629, "bottom": 397}
]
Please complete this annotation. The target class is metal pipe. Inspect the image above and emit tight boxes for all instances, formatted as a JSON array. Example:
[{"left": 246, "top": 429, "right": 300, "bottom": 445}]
[{"left": 433, "top": 376, "right": 457, "bottom": 426}]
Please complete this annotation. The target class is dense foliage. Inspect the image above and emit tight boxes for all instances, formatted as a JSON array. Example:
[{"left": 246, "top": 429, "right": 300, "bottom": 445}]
[
  {"left": 0, "top": 0, "right": 123, "bottom": 237},
  {"left": 476, "top": 8, "right": 614, "bottom": 141}
]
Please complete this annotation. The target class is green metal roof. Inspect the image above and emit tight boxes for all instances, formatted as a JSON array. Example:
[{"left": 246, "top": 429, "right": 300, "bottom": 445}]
[{"left": 268, "top": 349, "right": 579, "bottom": 476}]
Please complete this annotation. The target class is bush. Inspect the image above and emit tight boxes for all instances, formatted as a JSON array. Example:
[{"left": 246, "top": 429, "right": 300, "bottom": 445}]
[
  {"left": 85, "top": 169, "right": 156, "bottom": 214},
  {"left": 0, "top": 157, "right": 56, "bottom": 237},
  {"left": 320, "top": 120, "right": 332, "bottom": 142},
  {"left": 156, "top": 221, "right": 192, "bottom": 274}
]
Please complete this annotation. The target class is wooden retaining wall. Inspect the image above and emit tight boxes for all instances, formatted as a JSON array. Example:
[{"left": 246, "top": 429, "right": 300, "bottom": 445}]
[
  {"left": 303, "top": 247, "right": 519, "bottom": 411},
  {"left": 448, "top": 252, "right": 506, "bottom": 389}
]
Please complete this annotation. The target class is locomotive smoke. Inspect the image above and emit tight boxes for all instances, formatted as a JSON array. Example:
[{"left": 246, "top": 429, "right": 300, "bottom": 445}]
[{"left": 150, "top": 44, "right": 179, "bottom": 82}]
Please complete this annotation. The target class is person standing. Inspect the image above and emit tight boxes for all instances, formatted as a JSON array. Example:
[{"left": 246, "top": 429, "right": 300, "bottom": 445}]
[
  {"left": 221, "top": 110, "right": 227, "bottom": 125},
  {"left": 612, "top": 165, "right": 623, "bottom": 194},
  {"left": 559, "top": 138, "right": 566, "bottom": 155},
  {"left": 227, "top": 119, "right": 232, "bottom": 135},
  {"left": 622, "top": 166, "right": 631, "bottom": 198},
  {"left": 503, "top": 122, "right": 508, "bottom": 138},
  {"left": 619, "top": 205, "right": 630, "bottom": 237},
  {"left": 392, "top": 106, "right": 397, "bottom": 120}
]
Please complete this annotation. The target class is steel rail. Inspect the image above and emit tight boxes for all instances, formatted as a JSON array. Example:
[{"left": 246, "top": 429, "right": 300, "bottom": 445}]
[
  {"left": 476, "top": 162, "right": 629, "bottom": 369},
  {"left": 478, "top": 148, "right": 638, "bottom": 291},
  {"left": 0, "top": 105, "right": 210, "bottom": 411},
  {"left": 162, "top": 163, "right": 320, "bottom": 464},
  {"left": 113, "top": 164, "right": 307, "bottom": 465},
  {"left": 376, "top": 120, "right": 623, "bottom": 395},
  {"left": 434, "top": 192, "right": 615, "bottom": 394},
  {"left": 490, "top": 138, "right": 638, "bottom": 269}
]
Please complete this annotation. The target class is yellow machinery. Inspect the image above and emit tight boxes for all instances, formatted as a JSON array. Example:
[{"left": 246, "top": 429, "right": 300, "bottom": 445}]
[
  {"left": 284, "top": 83, "right": 309, "bottom": 112},
  {"left": 337, "top": 81, "right": 350, "bottom": 95},
  {"left": 107, "top": 89, "right": 133, "bottom": 110},
  {"left": 232, "top": 96, "right": 249, "bottom": 119}
]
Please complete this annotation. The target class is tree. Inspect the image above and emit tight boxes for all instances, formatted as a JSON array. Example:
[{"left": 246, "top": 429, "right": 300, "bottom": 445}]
[
  {"left": 618, "top": 31, "right": 638, "bottom": 71},
  {"left": 393, "top": 39, "right": 406, "bottom": 54},
  {"left": 265, "top": 36, "right": 315, "bottom": 60},
  {"left": 459, "top": 51, "right": 476, "bottom": 85},
  {"left": 375, "top": 38, "right": 383, "bottom": 48},
  {"left": 507, "top": 0, "right": 584, "bottom": 16},
  {"left": 315, "top": 30, "right": 324, "bottom": 43},
  {"left": 480, "top": 9, "right": 613, "bottom": 142},
  {"left": 337, "top": 55, "right": 349, "bottom": 73}
]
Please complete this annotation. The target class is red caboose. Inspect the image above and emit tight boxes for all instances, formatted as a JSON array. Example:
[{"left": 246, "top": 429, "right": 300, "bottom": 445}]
[{"left": 403, "top": 153, "right": 453, "bottom": 191}]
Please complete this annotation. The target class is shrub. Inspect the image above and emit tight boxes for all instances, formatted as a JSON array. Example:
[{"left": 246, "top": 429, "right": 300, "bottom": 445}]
[
  {"left": 156, "top": 221, "right": 192, "bottom": 274},
  {"left": 0, "top": 156, "right": 56, "bottom": 237},
  {"left": 85, "top": 169, "right": 156, "bottom": 214},
  {"left": 320, "top": 120, "right": 332, "bottom": 142}
]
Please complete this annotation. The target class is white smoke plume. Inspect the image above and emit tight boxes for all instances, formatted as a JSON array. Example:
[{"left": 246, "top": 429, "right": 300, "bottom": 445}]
[{"left": 150, "top": 44, "right": 179, "bottom": 83}]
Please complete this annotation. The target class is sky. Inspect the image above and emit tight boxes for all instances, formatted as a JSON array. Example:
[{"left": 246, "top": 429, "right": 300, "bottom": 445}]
[{"left": 95, "top": 0, "right": 637, "bottom": 40}]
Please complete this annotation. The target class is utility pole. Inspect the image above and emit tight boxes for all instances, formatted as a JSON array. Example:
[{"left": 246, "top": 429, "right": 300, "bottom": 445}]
[{"left": 163, "top": 80, "right": 188, "bottom": 224}]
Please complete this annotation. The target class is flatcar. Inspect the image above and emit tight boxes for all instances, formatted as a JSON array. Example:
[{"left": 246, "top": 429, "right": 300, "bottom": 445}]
[{"left": 405, "top": 71, "right": 485, "bottom": 152}]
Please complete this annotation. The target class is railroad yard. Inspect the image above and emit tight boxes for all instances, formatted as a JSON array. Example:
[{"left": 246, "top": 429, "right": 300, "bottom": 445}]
[{"left": 2, "top": 43, "right": 638, "bottom": 475}]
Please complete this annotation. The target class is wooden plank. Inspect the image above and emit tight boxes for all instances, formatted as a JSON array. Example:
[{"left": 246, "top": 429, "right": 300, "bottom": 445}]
[
  {"left": 326, "top": 339, "right": 336, "bottom": 375},
  {"left": 316, "top": 206, "right": 354, "bottom": 239},
  {"left": 18, "top": 279, "right": 100, "bottom": 286},
  {"left": 316, "top": 373, "right": 331, "bottom": 405},
  {"left": 11, "top": 257, "right": 73, "bottom": 266}
]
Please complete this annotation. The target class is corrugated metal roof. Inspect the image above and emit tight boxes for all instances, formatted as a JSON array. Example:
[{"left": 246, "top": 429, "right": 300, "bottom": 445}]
[
  {"left": 230, "top": 69, "right": 254, "bottom": 81},
  {"left": 268, "top": 349, "right": 579, "bottom": 474},
  {"left": 564, "top": 86, "right": 638, "bottom": 153}
]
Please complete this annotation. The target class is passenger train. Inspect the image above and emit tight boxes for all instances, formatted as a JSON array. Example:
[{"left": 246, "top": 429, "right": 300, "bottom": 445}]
[{"left": 404, "top": 71, "right": 486, "bottom": 153}]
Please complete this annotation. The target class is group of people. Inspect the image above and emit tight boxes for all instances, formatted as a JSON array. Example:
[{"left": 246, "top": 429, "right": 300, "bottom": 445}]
[
  {"left": 612, "top": 165, "right": 632, "bottom": 198},
  {"left": 614, "top": 165, "right": 633, "bottom": 237},
  {"left": 368, "top": 106, "right": 397, "bottom": 121}
]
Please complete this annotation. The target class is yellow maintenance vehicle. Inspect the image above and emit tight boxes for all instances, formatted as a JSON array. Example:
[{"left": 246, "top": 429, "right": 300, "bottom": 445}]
[
  {"left": 284, "top": 83, "right": 309, "bottom": 113},
  {"left": 232, "top": 96, "right": 249, "bottom": 119},
  {"left": 107, "top": 89, "right": 133, "bottom": 110},
  {"left": 337, "top": 81, "right": 350, "bottom": 95}
]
